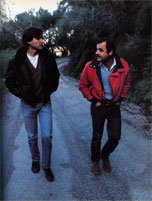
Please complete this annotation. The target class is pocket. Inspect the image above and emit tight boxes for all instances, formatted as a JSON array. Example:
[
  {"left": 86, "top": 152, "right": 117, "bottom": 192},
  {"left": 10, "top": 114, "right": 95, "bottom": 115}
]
[
  {"left": 21, "top": 99, "right": 31, "bottom": 108},
  {"left": 92, "top": 88, "right": 104, "bottom": 99},
  {"left": 21, "top": 85, "right": 34, "bottom": 101}
]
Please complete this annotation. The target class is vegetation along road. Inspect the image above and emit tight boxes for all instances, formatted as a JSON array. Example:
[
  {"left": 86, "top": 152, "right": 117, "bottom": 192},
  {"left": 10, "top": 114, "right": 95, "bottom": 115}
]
[{"left": 2, "top": 57, "right": 151, "bottom": 201}]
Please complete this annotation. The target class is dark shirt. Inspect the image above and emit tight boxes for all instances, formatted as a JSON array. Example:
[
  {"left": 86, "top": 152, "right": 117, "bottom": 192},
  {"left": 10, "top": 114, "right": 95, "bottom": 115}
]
[{"left": 26, "top": 55, "right": 43, "bottom": 102}]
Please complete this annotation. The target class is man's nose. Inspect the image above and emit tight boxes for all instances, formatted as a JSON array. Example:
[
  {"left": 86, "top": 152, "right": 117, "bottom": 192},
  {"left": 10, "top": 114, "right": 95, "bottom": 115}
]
[
  {"left": 96, "top": 50, "right": 99, "bottom": 54},
  {"left": 40, "top": 38, "right": 44, "bottom": 42}
]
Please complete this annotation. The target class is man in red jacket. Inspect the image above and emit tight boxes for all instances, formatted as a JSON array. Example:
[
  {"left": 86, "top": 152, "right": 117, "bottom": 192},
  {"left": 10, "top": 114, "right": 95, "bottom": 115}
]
[{"left": 79, "top": 38, "right": 131, "bottom": 175}]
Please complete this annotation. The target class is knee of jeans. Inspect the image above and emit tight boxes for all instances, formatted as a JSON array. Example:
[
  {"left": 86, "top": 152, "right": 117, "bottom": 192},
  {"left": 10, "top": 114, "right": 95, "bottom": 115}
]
[
  {"left": 108, "top": 137, "right": 119, "bottom": 146},
  {"left": 42, "top": 136, "right": 52, "bottom": 144},
  {"left": 28, "top": 133, "right": 38, "bottom": 141},
  {"left": 41, "top": 128, "right": 52, "bottom": 138}
]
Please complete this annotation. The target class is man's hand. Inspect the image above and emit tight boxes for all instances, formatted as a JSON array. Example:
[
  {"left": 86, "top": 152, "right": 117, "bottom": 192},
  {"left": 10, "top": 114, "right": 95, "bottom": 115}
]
[
  {"left": 115, "top": 102, "right": 120, "bottom": 106},
  {"left": 95, "top": 102, "right": 101, "bottom": 107}
]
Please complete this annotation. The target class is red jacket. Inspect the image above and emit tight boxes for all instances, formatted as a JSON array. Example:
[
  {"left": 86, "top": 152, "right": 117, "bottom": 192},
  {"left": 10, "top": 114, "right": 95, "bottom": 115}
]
[{"left": 79, "top": 55, "right": 131, "bottom": 103}]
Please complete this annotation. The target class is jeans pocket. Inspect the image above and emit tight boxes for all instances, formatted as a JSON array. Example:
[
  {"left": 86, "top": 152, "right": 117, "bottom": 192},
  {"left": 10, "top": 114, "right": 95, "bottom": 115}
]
[{"left": 21, "top": 99, "right": 31, "bottom": 108}]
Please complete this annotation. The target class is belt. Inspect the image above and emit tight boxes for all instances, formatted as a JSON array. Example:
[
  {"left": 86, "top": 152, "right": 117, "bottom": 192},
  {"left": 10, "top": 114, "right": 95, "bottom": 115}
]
[{"left": 102, "top": 99, "right": 117, "bottom": 106}]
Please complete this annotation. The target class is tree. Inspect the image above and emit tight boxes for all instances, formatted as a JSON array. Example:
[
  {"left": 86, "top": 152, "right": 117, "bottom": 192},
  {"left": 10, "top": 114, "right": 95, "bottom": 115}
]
[
  {"left": 36, "top": 8, "right": 56, "bottom": 30},
  {"left": 0, "top": 0, "right": 7, "bottom": 29}
]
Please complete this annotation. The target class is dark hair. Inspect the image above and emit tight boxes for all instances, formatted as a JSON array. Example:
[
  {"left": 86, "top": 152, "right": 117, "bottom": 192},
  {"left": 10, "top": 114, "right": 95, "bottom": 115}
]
[
  {"left": 22, "top": 26, "right": 43, "bottom": 46},
  {"left": 96, "top": 38, "right": 115, "bottom": 55}
]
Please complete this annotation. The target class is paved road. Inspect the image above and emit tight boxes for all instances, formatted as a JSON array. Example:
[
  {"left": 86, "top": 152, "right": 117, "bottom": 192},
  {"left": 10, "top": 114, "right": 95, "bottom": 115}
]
[{"left": 1, "top": 57, "right": 152, "bottom": 200}]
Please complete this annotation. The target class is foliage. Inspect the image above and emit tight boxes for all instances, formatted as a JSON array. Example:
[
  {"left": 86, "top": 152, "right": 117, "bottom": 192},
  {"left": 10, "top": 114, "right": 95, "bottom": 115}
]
[
  {"left": 0, "top": 0, "right": 6, "bottom": 29},
  {"left": 0, "top": 78, "right": 8, "bottom": 94},
  {"left": 36, "top": 8, "right": 56, "bottom": 29},
  {"left": 0, "top": 48, "right": 15, "bottom": 78},
  {"left": 0, "top": 48, "right": 14, "bottom": 94},
  {"left": 128, "top": 55, "right": 152, "bottom": 116},
  {"left": 0, "top": 20, "right": 21, "bottom": 50}
]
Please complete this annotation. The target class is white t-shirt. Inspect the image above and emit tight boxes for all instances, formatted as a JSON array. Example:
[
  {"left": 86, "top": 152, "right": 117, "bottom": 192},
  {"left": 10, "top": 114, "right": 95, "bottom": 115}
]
[{"left": 27, "top": 53, "right": 39, "bottom": 68}]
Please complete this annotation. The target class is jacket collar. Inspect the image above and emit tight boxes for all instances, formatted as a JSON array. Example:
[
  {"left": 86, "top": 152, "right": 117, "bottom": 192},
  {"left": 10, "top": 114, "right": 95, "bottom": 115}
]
[
  {"left": 89, "top": 53, "right": 123, "bottom": 70},
  {"left": 14, "top": 46, "right": 28, "bottom": 65},
  {"left": 89, "top": 56, "right": 100, "bottom": 69},
  {"left": 14, "top": 46, "right": 49, "bottom": 65}
]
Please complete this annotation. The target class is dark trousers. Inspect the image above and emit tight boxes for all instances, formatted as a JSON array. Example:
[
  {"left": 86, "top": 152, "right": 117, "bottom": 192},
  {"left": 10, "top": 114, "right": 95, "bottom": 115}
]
[{"left": 91, "top": 103, "right": 121, "bottom": 162}]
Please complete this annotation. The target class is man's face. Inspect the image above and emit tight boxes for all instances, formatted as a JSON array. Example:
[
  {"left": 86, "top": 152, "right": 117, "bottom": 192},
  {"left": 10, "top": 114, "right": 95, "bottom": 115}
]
[
  {"left": 96, "top": 41, "right": 112, "bottom": 63},
  {"left": 28, "top": 35, "right": 44, "bottom": 50}
]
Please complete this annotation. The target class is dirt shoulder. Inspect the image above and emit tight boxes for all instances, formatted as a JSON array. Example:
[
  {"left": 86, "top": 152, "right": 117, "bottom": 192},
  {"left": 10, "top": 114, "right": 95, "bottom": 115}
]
[{"left": 121, "top": 101, "right": 152, "bottom": 139}]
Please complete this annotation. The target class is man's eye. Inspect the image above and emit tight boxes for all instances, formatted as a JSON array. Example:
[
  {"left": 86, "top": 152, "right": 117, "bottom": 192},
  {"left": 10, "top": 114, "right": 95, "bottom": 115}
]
[
  {"left": 35, "top": 36, "right": 44, "bottom": 40},
  {"left": 99, "top": 49, "right": 103, "bottom": 52}
]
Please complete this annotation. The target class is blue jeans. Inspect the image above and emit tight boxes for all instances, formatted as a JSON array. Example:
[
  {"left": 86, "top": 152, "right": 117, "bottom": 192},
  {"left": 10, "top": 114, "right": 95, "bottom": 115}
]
[{"left": 21, "top": 100, "right": 52, "bottom": 169}]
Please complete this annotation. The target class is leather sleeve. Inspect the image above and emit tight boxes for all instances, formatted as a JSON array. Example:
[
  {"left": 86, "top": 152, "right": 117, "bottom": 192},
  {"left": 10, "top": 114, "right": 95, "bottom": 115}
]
[{"left": 5, "top": 58, "right": 22, "bottom": 98}]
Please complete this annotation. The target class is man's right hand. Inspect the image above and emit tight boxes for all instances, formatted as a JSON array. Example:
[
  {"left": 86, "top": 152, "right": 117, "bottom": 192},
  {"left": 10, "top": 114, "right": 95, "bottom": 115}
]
[{"left": 95, "top": 102, "right": 101, "bottom": 107}]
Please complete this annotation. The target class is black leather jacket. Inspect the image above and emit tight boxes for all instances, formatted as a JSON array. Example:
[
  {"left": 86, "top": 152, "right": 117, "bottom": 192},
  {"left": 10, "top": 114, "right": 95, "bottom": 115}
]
[{"left": 5, "top": 46, "right": 60, "bottom": 107}]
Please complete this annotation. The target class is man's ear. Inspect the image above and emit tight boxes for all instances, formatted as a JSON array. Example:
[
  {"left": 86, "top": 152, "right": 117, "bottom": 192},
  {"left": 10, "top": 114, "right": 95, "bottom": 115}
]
[
  {"left": 27, "top": 41, "right": 31, "bottom": 45},
  {"left": 27, "top": 38, "right": 33, "bottom": 45},
  {"left": 109, "top": 50, "right": 113, "bottom": 56}
]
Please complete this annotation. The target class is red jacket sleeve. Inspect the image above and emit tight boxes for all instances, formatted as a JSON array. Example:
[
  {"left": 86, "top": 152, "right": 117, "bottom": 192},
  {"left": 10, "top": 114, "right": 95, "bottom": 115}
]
[
  {"left": 79, "top": 62, "right": 93, "bottom": 101},
  {"left": 120, "top": 59, "right": 132, "bottom": 100}
]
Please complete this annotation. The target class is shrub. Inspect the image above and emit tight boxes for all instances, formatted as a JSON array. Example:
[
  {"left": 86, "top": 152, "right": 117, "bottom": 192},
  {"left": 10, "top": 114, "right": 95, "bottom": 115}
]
[
  {"left": 0, "top": 48, "right": 15, "bottom": 95},
  {"left": 127, "top": 55, "right": 152, "bottom": 116},
  {"left": 0, "top": 78, "right": 8, "bottom": 94},
  {"left": 0, "top": 48, "right": 15, "bottom": 78}
]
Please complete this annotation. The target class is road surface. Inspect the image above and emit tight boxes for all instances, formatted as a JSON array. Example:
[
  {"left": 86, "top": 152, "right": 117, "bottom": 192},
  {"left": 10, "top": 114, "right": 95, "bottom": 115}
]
[{"left": 1, "top": 57, "right": 152, "bottom": 201}]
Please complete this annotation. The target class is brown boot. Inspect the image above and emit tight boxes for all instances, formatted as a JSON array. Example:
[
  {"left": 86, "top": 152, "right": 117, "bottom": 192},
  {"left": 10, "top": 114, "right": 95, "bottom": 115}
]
[
  {"left": 102, "top": 158, "right": 111, "bottom": 173},
  {"left": 91, "top": 162, "right": 101, "bottom": 175},
  {"left": 31, "top": 161, "right": 40, "bottom": 173},
  {"left": 43, "top": 168, "right": 55, "bottom": 182}
]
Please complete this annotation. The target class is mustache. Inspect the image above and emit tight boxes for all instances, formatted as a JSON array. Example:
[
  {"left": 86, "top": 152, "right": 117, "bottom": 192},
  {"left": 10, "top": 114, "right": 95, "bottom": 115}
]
[{"left": 96, "top": 55, "right": 102, "bottom": 59}]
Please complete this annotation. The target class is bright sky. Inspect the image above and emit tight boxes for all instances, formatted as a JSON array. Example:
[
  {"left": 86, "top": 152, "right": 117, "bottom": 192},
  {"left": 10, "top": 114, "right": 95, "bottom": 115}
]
[{"left": 5, "top": 0, "right": 61, "bottom": 19}]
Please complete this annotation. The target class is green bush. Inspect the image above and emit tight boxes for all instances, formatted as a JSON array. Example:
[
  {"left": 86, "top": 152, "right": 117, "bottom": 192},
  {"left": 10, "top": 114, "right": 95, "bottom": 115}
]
[
  {"left": 0, "top": 78, "right": 8, "bottom": 94},
  {"left": 0, "top": 48, "right": 15, "bottom": 78},
  {"left": 127, "top": 55, "right": 152, "bottom": 116},
  {"left": 0, "top": 48, "right": 15, "bottom": 95}
]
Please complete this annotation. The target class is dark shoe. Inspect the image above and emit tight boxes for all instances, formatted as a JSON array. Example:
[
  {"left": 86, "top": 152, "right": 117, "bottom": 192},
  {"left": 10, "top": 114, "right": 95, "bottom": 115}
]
[
  {"left": 31, "top": 161, "right": 40, "bottom": 173},
  {"left": 43, "top": 168, "right": 54, "bottom": 182},
  {"left": 91, "top": 162, "right": 101, "bottom": 175},
  {"left": 102, "top": 158, "right": 111, "bottom": 173}
]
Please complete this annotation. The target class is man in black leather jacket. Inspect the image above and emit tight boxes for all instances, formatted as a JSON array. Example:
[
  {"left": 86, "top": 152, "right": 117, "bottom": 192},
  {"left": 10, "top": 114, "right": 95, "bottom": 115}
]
[{"left": 5, "top": 26, "right": 60, "bottom": 182}]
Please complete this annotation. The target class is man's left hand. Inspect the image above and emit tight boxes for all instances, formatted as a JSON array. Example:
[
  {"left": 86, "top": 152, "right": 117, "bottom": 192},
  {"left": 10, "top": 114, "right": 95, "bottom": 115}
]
[{"left": 115, "top": 102, "right": 120, "bottom": 106}]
